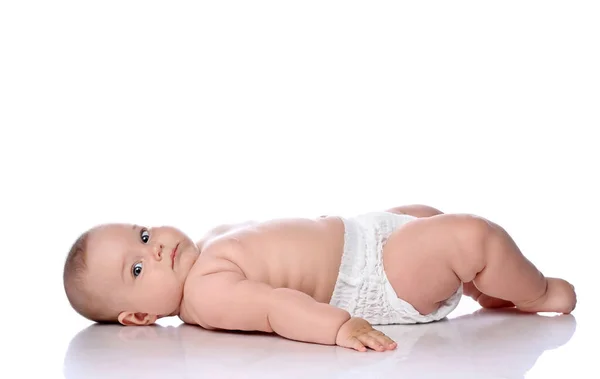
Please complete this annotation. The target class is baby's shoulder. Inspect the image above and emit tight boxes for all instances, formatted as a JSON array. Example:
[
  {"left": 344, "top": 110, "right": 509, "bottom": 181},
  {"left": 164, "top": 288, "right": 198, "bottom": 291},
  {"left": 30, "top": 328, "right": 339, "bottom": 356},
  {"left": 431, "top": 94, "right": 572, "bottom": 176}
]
[
  {"left": 190, "top": 238, "right": 246, "bottom": 275},
  {"left": 195, "top": 220, "right": 258, "bottom": 251}
]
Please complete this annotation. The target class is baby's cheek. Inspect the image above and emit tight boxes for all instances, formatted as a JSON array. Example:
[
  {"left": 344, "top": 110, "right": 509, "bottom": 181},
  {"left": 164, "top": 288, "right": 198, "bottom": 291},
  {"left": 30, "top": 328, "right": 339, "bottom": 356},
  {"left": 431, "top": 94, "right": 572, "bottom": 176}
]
[{"left": 148, "top": 275, "right": 183, "bottom": 303}]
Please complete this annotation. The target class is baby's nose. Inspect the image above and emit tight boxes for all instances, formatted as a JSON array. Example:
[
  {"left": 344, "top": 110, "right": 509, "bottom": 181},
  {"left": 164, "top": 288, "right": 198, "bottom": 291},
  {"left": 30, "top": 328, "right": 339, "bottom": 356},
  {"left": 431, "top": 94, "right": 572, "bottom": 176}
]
[{"left": 153, "top": 244, "right": 164, "bottom": 261}]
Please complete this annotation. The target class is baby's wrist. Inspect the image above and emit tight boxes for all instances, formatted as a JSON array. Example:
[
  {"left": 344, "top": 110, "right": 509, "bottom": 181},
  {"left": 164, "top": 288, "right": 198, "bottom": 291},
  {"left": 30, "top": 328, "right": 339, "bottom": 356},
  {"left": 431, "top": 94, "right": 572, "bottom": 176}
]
[
  {"left": 322, "top": 307, "right": 350, "bottom": 345},
  {"left": 334, "top": 314, "right": 352, "bottom": 337}
]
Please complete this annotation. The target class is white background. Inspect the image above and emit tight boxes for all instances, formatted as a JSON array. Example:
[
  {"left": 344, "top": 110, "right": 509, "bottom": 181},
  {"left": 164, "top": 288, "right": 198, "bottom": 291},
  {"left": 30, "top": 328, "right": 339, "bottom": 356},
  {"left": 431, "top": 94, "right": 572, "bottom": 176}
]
[{"left": 1, "top": 1, "right": 598, "bottom": 378}]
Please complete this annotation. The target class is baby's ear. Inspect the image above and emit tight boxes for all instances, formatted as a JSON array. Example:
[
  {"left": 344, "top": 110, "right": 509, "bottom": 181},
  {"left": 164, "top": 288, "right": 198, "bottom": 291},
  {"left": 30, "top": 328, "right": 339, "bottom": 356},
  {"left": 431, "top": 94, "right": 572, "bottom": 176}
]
[{"left": 117, "top": 311, "right": 157, "bottom": 326}]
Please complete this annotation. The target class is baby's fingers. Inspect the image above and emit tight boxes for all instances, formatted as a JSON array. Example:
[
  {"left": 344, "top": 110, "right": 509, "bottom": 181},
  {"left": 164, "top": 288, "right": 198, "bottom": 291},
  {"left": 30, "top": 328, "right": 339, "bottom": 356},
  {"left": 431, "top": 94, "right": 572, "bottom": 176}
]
[
  {"left": 369, "top": 330, "right": 397, "bottom": 350},
  {"left": 357, "top": 333, "right": 387, "bottom": 352},
  {"left": 347, "top": 336, "right": 367, "bottom": 352}
]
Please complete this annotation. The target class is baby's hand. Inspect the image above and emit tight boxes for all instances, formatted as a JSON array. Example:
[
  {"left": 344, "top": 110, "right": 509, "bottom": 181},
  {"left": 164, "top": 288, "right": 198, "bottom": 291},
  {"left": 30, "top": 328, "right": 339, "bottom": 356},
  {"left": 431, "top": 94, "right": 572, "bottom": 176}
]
[{"left": 335, "top": 317, "right": 397, "bottom": 352}]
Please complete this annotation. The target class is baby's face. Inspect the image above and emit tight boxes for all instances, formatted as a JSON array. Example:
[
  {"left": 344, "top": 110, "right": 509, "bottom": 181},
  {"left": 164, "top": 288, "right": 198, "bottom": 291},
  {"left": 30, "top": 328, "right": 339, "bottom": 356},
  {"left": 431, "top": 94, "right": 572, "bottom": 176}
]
[{"left": 85, "top": 223, "right": 200, "bottom": 324}]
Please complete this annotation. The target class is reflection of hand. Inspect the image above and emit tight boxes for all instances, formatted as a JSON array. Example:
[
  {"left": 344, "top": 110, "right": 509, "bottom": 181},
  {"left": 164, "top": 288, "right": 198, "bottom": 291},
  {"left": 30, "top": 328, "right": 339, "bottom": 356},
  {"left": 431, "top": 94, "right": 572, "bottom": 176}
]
[{"left": 335, "top": 317, "right": 397, "bottom": 352}]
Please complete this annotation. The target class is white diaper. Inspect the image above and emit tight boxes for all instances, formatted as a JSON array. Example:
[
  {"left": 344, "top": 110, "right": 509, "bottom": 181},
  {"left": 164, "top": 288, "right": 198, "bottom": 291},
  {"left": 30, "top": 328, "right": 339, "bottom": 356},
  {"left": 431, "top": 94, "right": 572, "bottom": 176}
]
[{"left": 329, "top": 211, "right": 463, "bottom": 324}]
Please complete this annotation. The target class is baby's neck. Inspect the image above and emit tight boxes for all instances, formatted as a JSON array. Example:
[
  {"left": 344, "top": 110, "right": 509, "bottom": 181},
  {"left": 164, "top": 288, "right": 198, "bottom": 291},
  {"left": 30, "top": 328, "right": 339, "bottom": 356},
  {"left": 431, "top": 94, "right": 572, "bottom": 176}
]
[{"left": 160, "top": 296, "right": 184, "bottom": 319}]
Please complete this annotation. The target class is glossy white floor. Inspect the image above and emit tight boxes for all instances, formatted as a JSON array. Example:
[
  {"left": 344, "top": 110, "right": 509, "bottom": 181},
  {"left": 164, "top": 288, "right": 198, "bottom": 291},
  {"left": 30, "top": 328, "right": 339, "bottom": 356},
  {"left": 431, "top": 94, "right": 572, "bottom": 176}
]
[
  {"left": 5, "top": 279, "right": 597, "bottom": 379},
  {"left": 2, "top": 1, "right": 599, "bottom": 378},
  {"left": 61, "top": 297, "right": 593, "bottom": 379}
]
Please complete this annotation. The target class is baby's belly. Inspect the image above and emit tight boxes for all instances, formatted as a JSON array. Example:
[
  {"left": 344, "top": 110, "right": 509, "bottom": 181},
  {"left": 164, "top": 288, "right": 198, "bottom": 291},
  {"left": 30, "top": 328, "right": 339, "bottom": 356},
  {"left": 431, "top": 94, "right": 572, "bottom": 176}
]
[{"left": 239, "top": 216, "right": 346, "bottom": 304}]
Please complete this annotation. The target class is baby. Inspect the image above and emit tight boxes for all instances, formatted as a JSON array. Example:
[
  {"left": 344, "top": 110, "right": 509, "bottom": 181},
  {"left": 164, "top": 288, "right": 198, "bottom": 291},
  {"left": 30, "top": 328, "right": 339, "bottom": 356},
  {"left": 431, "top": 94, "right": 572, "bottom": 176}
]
[{"left": 63, "top": 204, "right": 577, "bottom": 352}]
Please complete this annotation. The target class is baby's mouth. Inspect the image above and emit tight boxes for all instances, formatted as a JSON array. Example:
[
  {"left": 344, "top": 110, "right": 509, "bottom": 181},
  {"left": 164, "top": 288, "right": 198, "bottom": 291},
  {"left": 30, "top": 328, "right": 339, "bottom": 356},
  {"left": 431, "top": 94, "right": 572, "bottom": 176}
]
[{"left": 171, "top": 243, "right": 180, "bottom": 269}]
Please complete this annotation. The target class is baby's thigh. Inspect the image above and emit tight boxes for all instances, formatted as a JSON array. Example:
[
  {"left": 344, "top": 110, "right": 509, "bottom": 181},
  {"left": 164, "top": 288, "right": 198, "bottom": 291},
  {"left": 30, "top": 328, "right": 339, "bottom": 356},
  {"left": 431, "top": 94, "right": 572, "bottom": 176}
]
[{"left": 382, "top": 215, "right": 463, "bottom": 315}]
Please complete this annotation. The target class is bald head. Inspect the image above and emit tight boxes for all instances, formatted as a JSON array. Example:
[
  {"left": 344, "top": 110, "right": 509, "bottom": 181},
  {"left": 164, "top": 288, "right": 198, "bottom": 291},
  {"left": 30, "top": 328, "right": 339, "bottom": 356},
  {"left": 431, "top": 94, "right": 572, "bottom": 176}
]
[{"left": 63, "top": 228, "right": 117, "bottom": 323}]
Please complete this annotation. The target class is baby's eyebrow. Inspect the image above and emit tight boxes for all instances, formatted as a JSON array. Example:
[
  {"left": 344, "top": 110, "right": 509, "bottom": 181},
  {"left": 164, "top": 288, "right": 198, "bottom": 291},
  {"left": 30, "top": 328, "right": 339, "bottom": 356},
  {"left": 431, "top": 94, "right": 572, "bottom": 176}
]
[
  {"left": 121, "top": 225, "right": 138, "bottom": 282},
  {"left": 121, "top": 255, "right": 126, "bottom": 283}
]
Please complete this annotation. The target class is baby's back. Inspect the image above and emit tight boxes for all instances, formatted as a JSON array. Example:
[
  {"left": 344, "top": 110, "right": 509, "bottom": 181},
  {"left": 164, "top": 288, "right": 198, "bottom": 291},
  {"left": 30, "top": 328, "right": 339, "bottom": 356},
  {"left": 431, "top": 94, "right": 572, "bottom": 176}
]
[{"left": 191, "top": 215, "right": 346, "bottom": 303}]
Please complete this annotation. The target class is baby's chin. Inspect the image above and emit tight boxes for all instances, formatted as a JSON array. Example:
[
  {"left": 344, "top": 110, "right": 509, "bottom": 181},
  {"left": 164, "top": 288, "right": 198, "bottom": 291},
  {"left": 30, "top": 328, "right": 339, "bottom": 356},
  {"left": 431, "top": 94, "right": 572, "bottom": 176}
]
[
  {"left": 176, "top": 241, "right": 200, "bottom": 272},
  {"left": 150, "top": 292, "right": 186, "bottom": 318}
]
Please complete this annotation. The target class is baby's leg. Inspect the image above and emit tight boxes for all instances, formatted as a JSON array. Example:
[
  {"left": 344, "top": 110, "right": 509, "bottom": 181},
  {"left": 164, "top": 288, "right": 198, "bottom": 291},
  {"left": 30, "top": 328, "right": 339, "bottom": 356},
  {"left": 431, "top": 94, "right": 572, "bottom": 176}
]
[
  {"left": 382, "top": 214, "right": 576, "bottom": 315},
  {"left": 385, "top": 205, "right": 514, "bottom": 309}
]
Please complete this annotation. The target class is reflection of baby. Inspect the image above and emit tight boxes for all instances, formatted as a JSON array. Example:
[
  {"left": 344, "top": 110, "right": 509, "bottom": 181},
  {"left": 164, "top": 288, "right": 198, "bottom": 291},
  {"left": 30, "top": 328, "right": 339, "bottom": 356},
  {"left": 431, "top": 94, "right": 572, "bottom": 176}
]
[
  {"left": 63, "top": 309, "right": 577, "bottom": 379},
  {"left": 63, "top": 204, "right": 576, "bottom": 352},
  {"left": 379, "top": 310, "right": 577, "bottom": 378}
]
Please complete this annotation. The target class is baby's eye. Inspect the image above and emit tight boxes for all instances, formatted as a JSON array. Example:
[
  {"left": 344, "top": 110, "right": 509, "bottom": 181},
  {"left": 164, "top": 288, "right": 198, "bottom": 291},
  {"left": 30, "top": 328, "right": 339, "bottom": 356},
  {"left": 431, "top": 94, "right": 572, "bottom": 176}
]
[
  {"left": 132, "top": 262, "right": 143, "bottom": 277},
  {"left": 140, "top": 229, "right": 150, "bottom": 244}
]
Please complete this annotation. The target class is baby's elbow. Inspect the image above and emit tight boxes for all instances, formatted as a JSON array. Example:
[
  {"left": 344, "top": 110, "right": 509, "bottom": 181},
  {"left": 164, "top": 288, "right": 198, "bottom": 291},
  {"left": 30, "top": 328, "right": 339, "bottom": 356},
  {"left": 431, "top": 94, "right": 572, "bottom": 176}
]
[{"left": 199, "top": 303, "right": 274, "bottom": 333}]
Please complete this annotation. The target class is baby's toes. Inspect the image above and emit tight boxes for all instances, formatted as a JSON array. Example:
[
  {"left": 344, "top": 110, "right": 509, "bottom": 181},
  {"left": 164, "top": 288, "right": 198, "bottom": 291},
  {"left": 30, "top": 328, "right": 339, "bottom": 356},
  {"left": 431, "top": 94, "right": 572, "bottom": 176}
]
[{"left": 548, "top": 278, "right": 577, "bottom": 313}]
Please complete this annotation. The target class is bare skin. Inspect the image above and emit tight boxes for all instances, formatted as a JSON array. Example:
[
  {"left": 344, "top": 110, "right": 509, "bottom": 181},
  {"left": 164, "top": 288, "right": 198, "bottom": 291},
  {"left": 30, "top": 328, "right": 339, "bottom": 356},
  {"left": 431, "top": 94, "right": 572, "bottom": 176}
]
[
  {"left": 177, "top": 205, "right": 576, "bottom": 352},
  {"left": 80, "top": 204, "right": 576, "bottom": 353}
]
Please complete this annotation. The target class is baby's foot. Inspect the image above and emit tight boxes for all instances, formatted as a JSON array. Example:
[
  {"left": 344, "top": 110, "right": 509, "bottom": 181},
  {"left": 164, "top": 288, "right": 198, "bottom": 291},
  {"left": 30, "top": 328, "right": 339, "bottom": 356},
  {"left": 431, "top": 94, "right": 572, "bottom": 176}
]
[{"left": 516, "top": 278, "right": 577, "bottom": 314}]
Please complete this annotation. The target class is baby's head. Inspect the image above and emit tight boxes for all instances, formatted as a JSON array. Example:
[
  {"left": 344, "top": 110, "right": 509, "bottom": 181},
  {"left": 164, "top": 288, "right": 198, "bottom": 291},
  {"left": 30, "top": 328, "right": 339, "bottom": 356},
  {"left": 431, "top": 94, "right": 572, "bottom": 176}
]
[{"left": 63, "top": 223, "right": 200, "bottom": 325}]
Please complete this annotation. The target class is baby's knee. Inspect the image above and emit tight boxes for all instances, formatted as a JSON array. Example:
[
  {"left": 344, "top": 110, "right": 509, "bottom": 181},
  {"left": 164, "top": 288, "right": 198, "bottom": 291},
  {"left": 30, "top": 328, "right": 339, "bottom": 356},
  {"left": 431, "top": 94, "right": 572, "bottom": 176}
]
[{"left": 445, "top": 214, "right": 497, "bottom": 281}]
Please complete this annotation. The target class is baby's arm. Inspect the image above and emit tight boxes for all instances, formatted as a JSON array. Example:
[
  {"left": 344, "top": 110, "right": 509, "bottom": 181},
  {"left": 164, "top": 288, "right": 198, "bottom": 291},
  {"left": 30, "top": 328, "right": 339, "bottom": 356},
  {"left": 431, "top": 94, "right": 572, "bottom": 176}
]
[
  {"left": 386, "top": 204, "right": 444, "bottom": 218},
  {"left": 186, "top": 269, "right": 347, "bottom": 344},
  {"left": 184, "top": 263, "right": 396, "bottom": 351}
]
